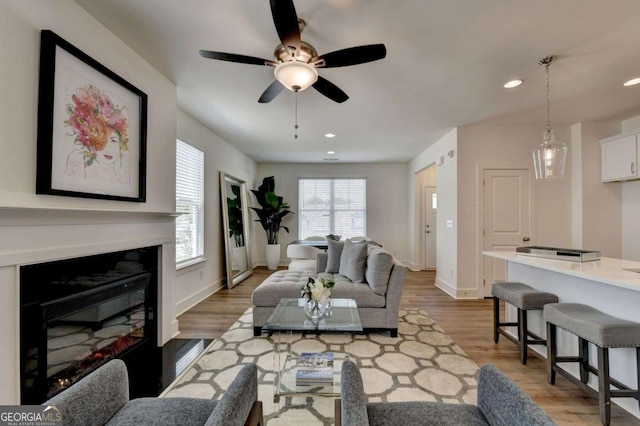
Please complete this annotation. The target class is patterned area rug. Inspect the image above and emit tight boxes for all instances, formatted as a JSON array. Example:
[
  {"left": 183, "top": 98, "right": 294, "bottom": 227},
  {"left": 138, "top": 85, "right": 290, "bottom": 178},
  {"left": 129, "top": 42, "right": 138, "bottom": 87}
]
[{"left": 163, "top": 308, "right": 479, "bottom": 425}]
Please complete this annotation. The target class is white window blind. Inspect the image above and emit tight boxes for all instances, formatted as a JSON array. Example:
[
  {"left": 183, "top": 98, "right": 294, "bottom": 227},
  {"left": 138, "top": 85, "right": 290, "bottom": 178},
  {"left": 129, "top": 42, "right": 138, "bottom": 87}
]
[
  {"left": 176, "top": 140, "right": 204, "bottom": 265},
  {"left": 298, "top": 178, "right": 366, "bottom": 239}
]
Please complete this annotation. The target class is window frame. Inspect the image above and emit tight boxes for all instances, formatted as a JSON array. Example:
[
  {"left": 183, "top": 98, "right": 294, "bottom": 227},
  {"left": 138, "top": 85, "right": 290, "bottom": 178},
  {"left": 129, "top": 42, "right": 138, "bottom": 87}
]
[
  {"left": 297, "top": 177, "right": 367, "bottom": 239},
  {"left": 175, "top": 139, "right": 205, "bottom": 268}
]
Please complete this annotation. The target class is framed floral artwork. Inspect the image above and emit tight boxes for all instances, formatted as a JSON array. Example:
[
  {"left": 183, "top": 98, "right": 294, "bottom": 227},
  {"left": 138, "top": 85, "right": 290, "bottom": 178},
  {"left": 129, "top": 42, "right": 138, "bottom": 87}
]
[{"left": 36, "top": 30, "right": 147, "bottom": 202}]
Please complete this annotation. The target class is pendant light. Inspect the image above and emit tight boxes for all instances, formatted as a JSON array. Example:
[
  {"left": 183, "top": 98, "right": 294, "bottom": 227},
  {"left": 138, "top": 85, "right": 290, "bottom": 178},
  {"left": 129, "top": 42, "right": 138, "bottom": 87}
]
[{"left": 533, "top": 56, "right": 567, "bottom": 180}]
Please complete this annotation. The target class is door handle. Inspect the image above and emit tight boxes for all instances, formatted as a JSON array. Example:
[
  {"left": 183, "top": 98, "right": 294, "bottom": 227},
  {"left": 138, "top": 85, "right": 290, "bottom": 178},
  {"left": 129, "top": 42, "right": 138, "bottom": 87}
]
[
  {"left": 426, "top": 231, "right": 430, "bottom": 234},
  {"left": 632, "top": 162, "right": 636, "bottom": 175},
  {"left": 523, "top": 237, "right": 530, "bottom": 242}
]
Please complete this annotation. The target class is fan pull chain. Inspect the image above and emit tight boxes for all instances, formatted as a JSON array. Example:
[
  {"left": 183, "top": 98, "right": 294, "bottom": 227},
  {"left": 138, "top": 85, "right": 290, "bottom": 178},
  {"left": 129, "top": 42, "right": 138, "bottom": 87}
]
[{"left": 294, "top": 90, "right": 299, "bottom": 139}]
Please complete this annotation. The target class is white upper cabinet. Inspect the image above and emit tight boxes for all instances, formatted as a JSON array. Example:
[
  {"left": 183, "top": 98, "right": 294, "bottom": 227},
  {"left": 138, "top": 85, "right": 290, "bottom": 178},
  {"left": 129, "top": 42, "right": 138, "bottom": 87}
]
[{"left": 600, "top": 132, "right": 639, "bottom": 182}]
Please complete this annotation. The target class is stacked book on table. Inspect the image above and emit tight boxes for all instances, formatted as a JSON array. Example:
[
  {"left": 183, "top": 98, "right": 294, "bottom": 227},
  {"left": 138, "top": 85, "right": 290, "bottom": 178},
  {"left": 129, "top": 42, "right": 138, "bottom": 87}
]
[{"left": 295, "top": 352, "right": 334, "bottom": 386}]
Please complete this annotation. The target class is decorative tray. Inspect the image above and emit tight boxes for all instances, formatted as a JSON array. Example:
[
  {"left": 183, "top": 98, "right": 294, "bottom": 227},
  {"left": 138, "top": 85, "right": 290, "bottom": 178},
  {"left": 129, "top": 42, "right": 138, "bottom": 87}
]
[{"left": 516, "top": 246, "right": 601, "bottom": 262}]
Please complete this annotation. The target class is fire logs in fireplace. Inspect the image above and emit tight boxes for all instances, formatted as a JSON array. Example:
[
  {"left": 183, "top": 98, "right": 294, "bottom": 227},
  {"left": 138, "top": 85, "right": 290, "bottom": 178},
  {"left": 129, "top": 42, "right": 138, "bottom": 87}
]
[{"left": 20, "top": 247, "right": 158, "bottom": 404}]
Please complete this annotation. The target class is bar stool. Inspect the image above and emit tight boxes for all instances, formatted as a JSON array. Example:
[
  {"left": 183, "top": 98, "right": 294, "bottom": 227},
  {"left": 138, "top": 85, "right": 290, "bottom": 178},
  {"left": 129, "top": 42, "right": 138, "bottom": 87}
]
[
  {"left": 492, "top": 281, "right": 558, "bottom": 364},
  {"left": 544, "top": 303, "right": 640, "bottom": 426}
]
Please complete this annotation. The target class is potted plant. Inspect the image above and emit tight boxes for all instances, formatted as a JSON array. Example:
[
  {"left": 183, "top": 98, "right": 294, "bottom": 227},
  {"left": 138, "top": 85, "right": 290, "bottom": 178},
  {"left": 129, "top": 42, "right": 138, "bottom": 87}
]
[
  {"left": 250, "top": 176, "right": 293, "bottom": 270},
  {"left": 227, "top": 184, "right": 245, "bottom": 248},
  {"left": 227, "top": 184, "right": 247, "bottom": 272}
]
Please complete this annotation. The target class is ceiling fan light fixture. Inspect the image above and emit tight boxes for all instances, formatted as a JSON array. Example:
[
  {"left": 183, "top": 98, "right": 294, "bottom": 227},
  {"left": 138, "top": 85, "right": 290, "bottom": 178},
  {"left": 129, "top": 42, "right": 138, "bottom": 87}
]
[{"left": 274, "top": 61, "right": 318, "bottom": 92}]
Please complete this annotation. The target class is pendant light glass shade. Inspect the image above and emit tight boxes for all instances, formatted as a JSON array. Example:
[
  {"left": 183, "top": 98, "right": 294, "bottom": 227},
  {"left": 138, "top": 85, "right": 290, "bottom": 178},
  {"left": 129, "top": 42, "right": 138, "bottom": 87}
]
[
  {"left": 533, "top": 129, "right": 567, "bottom": 179},
  {"left": 533, "top": 56, "right": 567, "bottom": 180}
]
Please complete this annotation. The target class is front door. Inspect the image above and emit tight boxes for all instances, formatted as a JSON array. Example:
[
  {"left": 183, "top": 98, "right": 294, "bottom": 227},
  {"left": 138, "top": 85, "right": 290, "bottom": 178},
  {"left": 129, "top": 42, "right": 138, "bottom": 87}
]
[
  {"left": 482, "top": 169, "right": 531, "bottom": 297},
  {"left": 424, "top": 186, "right": 437, "bottom": 269}
]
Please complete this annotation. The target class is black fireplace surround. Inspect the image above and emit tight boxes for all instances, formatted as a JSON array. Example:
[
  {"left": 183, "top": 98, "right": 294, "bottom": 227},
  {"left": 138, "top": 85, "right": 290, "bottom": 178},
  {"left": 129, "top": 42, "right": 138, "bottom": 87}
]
[{"left": 20, "top": 246, "right": 159, "bottom": 404}]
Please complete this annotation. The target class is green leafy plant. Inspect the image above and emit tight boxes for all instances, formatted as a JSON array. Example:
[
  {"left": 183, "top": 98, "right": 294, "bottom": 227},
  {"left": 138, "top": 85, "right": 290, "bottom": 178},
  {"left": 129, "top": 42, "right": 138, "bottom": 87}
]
[
  {"left": 300, "top": 277, "right": 335, "bottom": 302},
  {"left": 250, "top": 176, "right": 293, "bottom": 244},
  {"left": 227, "top": 184, "right": 244, "bottom": 247}
]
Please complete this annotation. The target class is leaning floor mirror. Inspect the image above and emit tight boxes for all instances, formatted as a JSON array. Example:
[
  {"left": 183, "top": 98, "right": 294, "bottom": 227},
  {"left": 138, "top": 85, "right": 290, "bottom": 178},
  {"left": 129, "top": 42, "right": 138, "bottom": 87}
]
[{"left": 220, "top": 172, "right": 252, "bottom": 288}]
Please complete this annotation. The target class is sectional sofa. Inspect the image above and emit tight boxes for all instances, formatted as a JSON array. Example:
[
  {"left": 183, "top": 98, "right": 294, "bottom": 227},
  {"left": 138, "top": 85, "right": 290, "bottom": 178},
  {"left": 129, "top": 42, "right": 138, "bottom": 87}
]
[{"left": 251, "top": 240, "right": 407, "bottom": 336}]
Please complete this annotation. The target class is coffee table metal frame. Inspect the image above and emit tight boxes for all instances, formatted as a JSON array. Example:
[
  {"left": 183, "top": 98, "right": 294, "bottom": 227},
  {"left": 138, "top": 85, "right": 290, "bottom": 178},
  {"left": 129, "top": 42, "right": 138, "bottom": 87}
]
[{"left": 262, "top": 298, "right": 362, "bottom": 403}]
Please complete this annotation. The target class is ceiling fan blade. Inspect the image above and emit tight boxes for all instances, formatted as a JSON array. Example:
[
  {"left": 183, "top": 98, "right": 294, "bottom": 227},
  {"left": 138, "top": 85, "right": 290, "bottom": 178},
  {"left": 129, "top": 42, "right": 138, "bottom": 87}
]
[
  {"left": 258, "top": 80, "right": 285, "bottom": 103},
  {"left": 312, "top": 76, "right": 349, "bottom": 103},
  {"left": 199, "top": 50, "right": 274, "bottom": 66},
  {"left": 270, "top": 0, "right": 301, "bottom": 54},
  {"left": 314, "top": 44, "right": 387, "bottom": 68}
]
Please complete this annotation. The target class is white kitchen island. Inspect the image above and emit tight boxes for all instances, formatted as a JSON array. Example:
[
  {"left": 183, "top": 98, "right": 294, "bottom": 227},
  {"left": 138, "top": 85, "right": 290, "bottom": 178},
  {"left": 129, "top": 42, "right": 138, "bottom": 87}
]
[{"left": 483, "top": 251, "right": 640, "bottom": 419}]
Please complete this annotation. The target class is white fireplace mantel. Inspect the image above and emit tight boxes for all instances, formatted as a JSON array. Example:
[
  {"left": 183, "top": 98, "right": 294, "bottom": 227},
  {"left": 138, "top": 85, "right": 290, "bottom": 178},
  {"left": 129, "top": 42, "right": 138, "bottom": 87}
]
[
  {"left": 0, "top": 206, "right": 181, "bottom": 226},
  {"left": 0, "top": 206, "right": 179, "bottom": 404}
]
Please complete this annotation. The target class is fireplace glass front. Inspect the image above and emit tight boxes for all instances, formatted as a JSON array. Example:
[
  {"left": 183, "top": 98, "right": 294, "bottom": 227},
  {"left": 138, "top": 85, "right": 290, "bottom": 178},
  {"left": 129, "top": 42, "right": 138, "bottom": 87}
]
[{"left": 20, "top": 247, "right": 158, "bottom": 404}]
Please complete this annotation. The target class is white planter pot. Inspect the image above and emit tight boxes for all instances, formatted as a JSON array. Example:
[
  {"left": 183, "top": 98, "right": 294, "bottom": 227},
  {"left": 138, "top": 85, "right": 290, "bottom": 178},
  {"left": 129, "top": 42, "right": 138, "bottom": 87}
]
[
  {"left": 265, "top": 244, "right": 281, "bottom": 271},
  {"left": 232, "top": 246, "right": 247, "bottom": 272}
]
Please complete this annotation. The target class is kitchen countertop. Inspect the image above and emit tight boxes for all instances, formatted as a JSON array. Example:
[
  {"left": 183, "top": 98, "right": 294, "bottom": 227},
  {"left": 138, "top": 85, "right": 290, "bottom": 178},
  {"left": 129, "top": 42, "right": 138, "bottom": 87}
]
[{"left": 483, "top": 251, "right": 640, "bottom": 292}]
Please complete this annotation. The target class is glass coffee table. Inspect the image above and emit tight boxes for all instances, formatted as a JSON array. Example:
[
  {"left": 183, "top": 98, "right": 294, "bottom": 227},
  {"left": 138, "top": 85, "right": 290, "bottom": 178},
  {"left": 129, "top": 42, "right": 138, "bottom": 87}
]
[{"left": 262, "top": 298, "right": 362, "bottom": 402}]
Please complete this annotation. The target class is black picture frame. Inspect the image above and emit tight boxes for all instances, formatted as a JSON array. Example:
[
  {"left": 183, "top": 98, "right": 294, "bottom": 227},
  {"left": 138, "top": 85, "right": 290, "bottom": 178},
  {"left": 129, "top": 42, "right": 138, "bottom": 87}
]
[{"left": 36, "top": 30, "right": 147, "bottom": 202}]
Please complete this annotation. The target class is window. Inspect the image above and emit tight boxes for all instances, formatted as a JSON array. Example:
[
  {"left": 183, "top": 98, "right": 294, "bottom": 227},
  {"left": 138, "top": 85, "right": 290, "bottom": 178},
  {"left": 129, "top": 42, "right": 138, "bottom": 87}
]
[
  {"left": 176, "top": 140, "right": 204, "bottom": 265},
  {"left": 298, "top": 178, "right": 366, "bottom": 239}
]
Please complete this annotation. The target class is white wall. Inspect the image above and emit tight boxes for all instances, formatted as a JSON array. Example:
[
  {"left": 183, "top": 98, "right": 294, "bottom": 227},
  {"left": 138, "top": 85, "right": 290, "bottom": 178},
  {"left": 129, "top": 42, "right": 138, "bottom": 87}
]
[
  {"left": 0, "top": 0, "right": 178, "bottom": 403},
  {"left": 255, "top": 163, "right": 410, "bottom": 265},
  {"left": 409, "top": 129, "right": 457, "bottom": 292},
  {"left": 622, "top": 180, "right": 640, "bottom": 260},
  {"left": 456, "top": 124, "right": 573, "bottom": 296},
  {"left": 621, "top": 116, "right": 640, "bottom": 260},
  {"left": 571, "top": 121, "right": 622, "bottom": 257},
  {"left": 175, "top": 111, "right": 257, "bottom": 315},
  {"left": 0, "top": 1, "right": 176, "bottom": 213}
]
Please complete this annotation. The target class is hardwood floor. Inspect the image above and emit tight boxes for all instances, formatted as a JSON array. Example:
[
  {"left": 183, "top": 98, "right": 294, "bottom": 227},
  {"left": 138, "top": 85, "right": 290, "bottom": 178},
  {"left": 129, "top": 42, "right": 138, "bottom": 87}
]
[{"left": 177, "top": 268, "right": 640, "bottom": 425}]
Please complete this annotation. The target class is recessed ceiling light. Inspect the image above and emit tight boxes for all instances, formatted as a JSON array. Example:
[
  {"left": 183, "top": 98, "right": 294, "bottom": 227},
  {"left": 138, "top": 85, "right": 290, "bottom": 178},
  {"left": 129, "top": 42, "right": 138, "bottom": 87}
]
[
  {"left": 327, "top": 150, "right": 336, "bottom": 155},
  {"left": 504, "top": 79, "right": 524, "bottom": 89},
  {"left": 623, "top": 77, "right": 640, "bottom": 87},
  {"left": 324, "top": 133, "right": 336, "bottom": 138}
]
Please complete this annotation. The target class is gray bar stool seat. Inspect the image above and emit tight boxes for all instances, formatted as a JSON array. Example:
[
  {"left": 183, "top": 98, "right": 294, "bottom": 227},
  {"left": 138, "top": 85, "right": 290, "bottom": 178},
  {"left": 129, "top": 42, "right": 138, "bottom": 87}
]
[
  {"left": 544, "top": 303, "right": 640, "bottom": 426},
  {"left": 492, "top": 281, "right": 558, "bottom": 364}
]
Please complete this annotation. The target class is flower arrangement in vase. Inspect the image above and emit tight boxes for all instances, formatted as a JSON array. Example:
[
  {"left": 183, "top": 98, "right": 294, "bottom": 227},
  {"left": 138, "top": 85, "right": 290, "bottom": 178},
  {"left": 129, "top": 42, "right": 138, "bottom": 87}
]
[{"left": 300, "top": 277, "right": 335, "bottom": 319}]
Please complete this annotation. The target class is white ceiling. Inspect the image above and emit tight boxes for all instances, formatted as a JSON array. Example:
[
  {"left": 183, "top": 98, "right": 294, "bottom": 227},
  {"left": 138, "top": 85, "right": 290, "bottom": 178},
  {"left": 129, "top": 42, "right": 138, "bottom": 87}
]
[{"left": 74, "top": 0, "right": 640, "bottom": 163}]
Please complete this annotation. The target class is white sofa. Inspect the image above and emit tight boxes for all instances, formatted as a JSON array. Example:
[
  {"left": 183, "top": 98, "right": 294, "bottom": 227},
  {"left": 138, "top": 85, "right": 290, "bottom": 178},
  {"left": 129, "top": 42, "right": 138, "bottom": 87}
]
[{"left": 286, "top": 244, "right": 322, "bottom": 274}]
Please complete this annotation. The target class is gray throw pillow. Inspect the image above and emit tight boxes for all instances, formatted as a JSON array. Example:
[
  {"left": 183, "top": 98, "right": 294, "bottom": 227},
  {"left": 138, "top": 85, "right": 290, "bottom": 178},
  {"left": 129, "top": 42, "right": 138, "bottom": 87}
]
[
  {"left": 339, "top": 240, "right": 367, "bottom": 283},
  {"left": 325, "top": 239, "right": 345, "bottom": 273},
  {"left": 365, "top": 246, "right": 394, "bottom": 295}
]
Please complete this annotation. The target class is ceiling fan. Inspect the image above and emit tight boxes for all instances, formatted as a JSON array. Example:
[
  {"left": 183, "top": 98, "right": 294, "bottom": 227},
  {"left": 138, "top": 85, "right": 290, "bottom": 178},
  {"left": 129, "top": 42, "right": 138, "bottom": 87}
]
[{"left": 199, "top": 0, "right": 386, "bottom": 104}]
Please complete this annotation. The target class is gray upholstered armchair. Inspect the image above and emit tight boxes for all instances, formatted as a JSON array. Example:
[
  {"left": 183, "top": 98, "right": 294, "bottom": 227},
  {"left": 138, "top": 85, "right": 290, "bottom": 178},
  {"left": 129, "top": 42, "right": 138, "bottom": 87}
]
[
  {"left": 336, "top": 360, "right": 556, "bottom": 426},
  {"left": 44, "top": 359, "right": 263, "bottom": 426}
]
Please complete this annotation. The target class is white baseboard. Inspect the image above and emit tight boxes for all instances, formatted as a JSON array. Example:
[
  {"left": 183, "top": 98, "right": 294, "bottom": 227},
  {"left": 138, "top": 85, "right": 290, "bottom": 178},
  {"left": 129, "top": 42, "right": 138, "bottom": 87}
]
[
  {"left": 435, "top": 277, "right": 480, "bottom": 299},
  {"left": 170, "top": 319, "right": 180, "bottom": 339},
  {"left": 404, "top": 260, "right": 421, "bottom": 271},
  {"left": 454, "top": 288, "right": 480, "bottom": 299},
  {"left": 175, "top": 278, "right": 225, "bottom": 316},
  {"left": 435, "top": 277, "right": 456, "bottom": 297}
]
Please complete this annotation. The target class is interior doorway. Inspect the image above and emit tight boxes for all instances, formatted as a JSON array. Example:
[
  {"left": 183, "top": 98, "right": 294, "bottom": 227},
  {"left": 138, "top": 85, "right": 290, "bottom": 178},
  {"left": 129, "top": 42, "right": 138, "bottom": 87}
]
[
  {"left": 417, "top": 165, "right": 437, "bottom": 271},
  {"left": 424, "top": 186, "right": 437, "bottom": 269},
  {"left": 481, "top": 169, "right": 532, "bottom": 297}
]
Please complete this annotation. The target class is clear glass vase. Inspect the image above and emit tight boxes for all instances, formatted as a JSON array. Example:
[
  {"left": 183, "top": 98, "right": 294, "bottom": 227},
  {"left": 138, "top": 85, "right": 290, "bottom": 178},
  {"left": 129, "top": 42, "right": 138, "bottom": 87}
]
[{"left": 304, "top": 299, "right": 322, "bottom": 319}]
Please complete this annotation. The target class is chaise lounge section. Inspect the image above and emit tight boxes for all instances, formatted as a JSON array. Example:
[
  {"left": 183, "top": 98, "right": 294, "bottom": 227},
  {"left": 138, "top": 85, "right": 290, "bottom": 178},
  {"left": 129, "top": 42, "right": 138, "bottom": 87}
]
[{"left": 252, "top": 240, "right": 406, "bottom": 337}]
